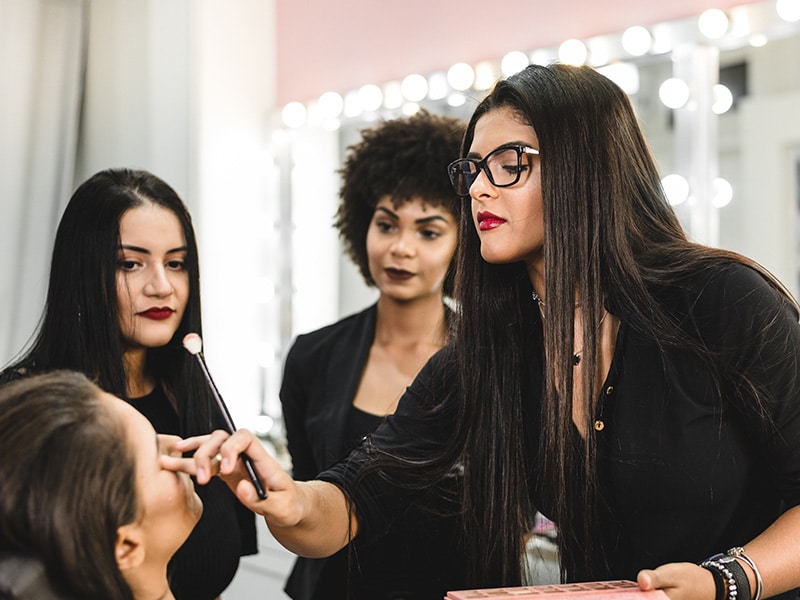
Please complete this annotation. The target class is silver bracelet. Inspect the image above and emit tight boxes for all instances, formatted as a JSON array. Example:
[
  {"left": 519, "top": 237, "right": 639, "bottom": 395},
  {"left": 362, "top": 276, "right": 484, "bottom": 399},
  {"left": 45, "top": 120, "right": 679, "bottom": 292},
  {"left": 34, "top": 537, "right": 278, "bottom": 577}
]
[{"left": 727, "top": 547, "right": 764, "bottom": 600}]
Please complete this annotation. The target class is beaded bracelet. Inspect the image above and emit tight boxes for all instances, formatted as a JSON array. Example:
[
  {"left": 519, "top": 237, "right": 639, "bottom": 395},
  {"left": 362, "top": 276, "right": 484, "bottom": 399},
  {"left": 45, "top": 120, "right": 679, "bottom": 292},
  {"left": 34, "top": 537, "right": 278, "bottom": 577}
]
[
  {"left": 727, "top": 547, "right": 764, "bottom": 600},
  {"left": 702, "top": 560, "right": 727, "bottom": 600},
  {"left": 707, "top": 553, "right": 752, "bottom": 600},
  {"left": 700, "top": 559, "right": 739, "bottom": 600}
]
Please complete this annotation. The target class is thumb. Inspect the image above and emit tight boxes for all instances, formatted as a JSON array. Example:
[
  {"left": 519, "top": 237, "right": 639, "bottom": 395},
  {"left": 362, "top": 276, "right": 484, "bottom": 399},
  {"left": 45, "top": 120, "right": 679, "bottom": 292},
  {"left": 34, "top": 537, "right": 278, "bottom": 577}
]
[{"left": 637, "top": 569, "right": 659, "bottom": 591}]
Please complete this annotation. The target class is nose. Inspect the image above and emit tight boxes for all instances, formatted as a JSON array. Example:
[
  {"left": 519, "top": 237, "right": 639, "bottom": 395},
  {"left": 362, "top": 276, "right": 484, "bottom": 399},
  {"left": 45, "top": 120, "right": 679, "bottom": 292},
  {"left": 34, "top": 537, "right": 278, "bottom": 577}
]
[
  {"left": 390, "top": 229, "right": 416, "bottom": 257},
  {"left": 144, "top": 265, "right": 174, "bottom": 297},
  {"left": 469, "top": 166, "right": 497, "bottom": 200}
]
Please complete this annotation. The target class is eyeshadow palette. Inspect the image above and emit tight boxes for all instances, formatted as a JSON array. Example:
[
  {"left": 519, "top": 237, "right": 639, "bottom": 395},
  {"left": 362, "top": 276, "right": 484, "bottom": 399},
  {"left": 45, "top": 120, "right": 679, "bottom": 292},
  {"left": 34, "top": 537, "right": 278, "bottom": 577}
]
[{"left": 445, "top": 580, "right": 669, "bottom": 599}]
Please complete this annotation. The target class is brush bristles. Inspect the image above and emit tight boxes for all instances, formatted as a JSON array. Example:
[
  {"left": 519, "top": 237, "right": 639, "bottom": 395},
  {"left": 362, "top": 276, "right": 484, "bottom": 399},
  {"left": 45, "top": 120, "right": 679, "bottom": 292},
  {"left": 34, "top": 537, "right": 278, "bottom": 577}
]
[{"left": 182, "top": 333, "right": 203, "bottom": 355}]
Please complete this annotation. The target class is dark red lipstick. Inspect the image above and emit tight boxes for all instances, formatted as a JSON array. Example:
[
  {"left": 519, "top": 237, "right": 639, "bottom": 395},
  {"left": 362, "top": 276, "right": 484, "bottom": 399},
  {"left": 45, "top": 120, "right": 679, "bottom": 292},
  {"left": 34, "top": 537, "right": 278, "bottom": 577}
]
[
  {"left": 139, "top": 307, "right": 174, "bottom": 320},
  {"left": 477, "top": 211, "right": 506, "bottom": 231}
]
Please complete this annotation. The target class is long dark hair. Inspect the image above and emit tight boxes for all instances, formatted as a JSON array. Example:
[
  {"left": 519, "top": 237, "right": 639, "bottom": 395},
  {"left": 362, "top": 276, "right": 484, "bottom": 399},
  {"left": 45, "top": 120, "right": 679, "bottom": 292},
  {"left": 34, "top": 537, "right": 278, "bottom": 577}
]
[
  {"left": 1, "top": 168, "right": 213, "bottom": 435},
  {"left": 450, "top": 63, "right": 799, "bottom": 583},
  {"left": 0, "top": 371, "right": 137, "bottom": 600}
]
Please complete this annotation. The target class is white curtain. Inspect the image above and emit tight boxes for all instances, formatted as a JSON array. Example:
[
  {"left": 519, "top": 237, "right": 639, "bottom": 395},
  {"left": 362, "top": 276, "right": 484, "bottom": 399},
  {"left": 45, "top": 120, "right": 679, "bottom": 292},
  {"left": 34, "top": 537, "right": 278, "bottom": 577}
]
[{"left": 0, "top": 0, "right": 86, "bottom": 364}]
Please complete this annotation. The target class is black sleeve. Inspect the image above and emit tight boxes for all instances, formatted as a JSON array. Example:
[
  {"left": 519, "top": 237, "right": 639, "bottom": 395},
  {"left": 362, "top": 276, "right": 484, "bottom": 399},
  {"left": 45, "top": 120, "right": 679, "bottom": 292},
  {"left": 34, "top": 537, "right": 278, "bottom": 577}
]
[
  {"left": 697, "top": 264, "right": 800, "bottom": 505},
  {"left": 318, "top": 345, "right": 457, "bottom": 544},
  {"left": 279, "top": 336, "right": 319, "bottom": 481}
]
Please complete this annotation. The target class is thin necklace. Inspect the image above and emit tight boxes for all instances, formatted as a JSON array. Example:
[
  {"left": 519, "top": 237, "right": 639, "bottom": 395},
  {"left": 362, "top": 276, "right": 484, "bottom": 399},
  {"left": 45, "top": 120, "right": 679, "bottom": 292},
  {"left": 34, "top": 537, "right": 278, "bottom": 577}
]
[
  {"left": 572, "top": 309, "right": 608, "bottom": 366},
  {"left": 532, "top": 290, "right": 607, "bottom": 366}
]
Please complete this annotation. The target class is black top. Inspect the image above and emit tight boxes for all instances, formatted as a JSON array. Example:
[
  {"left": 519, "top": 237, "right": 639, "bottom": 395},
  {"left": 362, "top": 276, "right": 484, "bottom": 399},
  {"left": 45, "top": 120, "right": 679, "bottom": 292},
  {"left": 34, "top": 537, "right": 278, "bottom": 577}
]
[
  {"left": 129, "top": 386, "right": 257, "bottom": 600},
  {"left": 280, "top": 304, "right": 464, "bottom": 600},
  {"left": 321, "top": 263, "right": 800, "bottom": 597}
]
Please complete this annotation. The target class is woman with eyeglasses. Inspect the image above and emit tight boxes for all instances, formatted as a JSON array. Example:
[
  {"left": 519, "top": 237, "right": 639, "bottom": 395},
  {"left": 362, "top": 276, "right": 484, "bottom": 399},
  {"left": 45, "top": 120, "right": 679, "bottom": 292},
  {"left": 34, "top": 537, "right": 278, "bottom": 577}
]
[
  {"left": 280, "top": 110, "right": 465, "bottom": 599},
  {"left": 166, "top": 64, "right": 800, "bottom": 600}
]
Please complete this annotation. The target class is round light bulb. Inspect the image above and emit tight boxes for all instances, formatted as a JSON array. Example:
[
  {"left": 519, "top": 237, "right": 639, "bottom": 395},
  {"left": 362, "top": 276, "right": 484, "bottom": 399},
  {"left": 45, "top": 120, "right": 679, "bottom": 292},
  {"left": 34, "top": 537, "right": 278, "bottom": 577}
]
[
  {"left": 711, "top": 178, "right": 733, "bottom": 208},
  {"left": 447, "top": 62, "right": 475, "bottom": 91},
  {"left": 698, "top": 8, "right": 729, "bottom": 39},
  {"left": 281, "top": 101, "right": 307, "bottom": 128},
  {"left": 712, "top": 84, "right": 734, "bottom": 114},
  {"left": 621, "top": 25, "right": 652, "bottom": 56},
  {"left": 662, "top": 174, "right": 690, "bottom": 206},
  {"left": 558, "top": 39, "right": 588, "bottom": 65},
  {"left": 659, "top": 77, "right": 690, "bottom": 109}
]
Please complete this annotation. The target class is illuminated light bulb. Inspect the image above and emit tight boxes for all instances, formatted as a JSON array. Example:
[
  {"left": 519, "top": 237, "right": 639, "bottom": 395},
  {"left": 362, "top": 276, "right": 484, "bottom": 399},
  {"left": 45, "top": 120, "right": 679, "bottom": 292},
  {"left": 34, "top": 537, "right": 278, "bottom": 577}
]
[
  {"left": 401, "top": 73, "right": 428, "bottom": 102},
  {"left": 662, "top": 174, "right": 690, "bottom": 206},
  {"left": 712, "top": 84, "right": 734, "bottom": 114},
  {"left": 447, "top": 62, "right": 475, "bottom": 91},
  {"left": 322, "top": 119, "right": 341, "bottom": 132},
  {"left": 711, "top": 178, "right": 733, "bottom": 208},
  {"left": 598, "top": 62, "right": 640, "bottom": 96},
  {"left": 659, "top": 77, "right": 690, "bottom": 109},
  {"left": 501, "top": 50, "right": 529, "bottom": 76},
  {"left": 588, "top": 39, "right": 610, "bottom": 67},
  {"left": 357, "top": 84, "right": 383, "bottom": 112},
  {"left": 698, "top": 8, "right": 729, "bottom": 39},
  {"left": 777, "top": 0, "right": 800, "bottom": 22},
  {"left": 427, "top": 72, "right": 449, "bottom": 101},
  {"left": 317, "top": 91, "right": 343, "bottom": 119},
  {"left": 621, "top": 25, "right": 652, "bottom": 57},
  {"left": 559, "top": 38, "right": 588, "bottom": 66},
  {"left": 383, "top": 81, "right": 404, "bottom": 109},
  {"left": 474, "top": 62, "right": 498, "bottom": 90},
  {"left": 254, "top": 414, "right": 275, "bottom": 437},
  {"left": 402, "top": 102, "right": 421, "bottom": 116},
  {"left": 281, "top": 101, "right": 307, "bottom": 128},
  {"left": 343, "top": 91, "right": 362, "bottom": 118},
  {"left": 749, "top": 34, "right": 768, "bottom": 47},
  {"left": 447, "top": 92, "right": 466, "bottom": 107},
  {"left": 529, "top": 49, "right": 552, "bottom": 66}
]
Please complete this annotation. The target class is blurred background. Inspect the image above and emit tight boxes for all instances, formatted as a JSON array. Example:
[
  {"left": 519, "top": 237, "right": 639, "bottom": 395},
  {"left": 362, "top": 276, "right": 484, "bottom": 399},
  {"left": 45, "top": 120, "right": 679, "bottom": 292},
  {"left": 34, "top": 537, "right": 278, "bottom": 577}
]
[{"left": 2, "top": 0, "right": 799, "bottom": 594}]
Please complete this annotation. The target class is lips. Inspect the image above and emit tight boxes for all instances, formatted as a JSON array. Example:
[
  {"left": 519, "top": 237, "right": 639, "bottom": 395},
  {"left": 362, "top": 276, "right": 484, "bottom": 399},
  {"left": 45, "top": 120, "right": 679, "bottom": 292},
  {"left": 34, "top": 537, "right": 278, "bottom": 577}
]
[
  {"left": 385, "top": 268, "right": 414, "bottom": 281},
  {"left": 138, "top": 307, "right": 175, "bottom": 320},
  {"left": 477, "top": 211, "right": 506, "bottom": 231}
]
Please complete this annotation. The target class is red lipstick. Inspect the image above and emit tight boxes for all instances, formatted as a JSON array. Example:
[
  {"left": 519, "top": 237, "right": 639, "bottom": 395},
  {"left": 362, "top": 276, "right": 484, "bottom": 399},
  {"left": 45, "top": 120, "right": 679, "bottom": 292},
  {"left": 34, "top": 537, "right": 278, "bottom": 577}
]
[
  {"left": 477, "top": 211, "right": 506, "bottom": 231},
  {"left": 139, "top": 307, "right": 174, "bottom": 320}
]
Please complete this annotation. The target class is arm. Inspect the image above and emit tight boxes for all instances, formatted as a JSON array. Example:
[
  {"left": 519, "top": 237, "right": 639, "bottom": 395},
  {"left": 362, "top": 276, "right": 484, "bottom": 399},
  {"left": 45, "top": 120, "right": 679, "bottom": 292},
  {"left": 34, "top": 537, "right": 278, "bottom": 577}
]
[
  {"left": 164, "top": 429, "right": 357, "bottom": 558},
  {"left": 640, "top": 266, "right": 800, "bottom": 599},
  {"left": 639, "top": 506, "right": 800, "bottom": 599}
]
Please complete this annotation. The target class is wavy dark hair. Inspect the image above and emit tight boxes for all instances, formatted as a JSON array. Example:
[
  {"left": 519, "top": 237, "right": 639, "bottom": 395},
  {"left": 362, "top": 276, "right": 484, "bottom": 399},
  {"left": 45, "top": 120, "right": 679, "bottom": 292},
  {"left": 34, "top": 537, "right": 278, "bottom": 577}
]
[
  {"left": 334, "top": 110, "right": 465, "bottom": 295},
  {"left": 1, "top": 168, "right": 214, "bottom": 436},
  {"left": 0, "top": 371, "right": 137, "bottom": 600}
]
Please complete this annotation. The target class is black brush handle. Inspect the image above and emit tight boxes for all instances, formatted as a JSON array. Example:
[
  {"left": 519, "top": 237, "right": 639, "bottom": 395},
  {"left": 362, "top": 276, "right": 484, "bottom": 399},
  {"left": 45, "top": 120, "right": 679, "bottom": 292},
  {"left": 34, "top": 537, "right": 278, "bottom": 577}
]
[{"left": 194, "top": 353, "right": 268, "bottom": 500}]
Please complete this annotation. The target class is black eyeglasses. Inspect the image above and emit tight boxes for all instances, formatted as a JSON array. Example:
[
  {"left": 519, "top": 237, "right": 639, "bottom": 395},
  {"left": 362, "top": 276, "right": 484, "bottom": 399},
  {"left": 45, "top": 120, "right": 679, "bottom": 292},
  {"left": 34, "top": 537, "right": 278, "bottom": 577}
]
[{"left": 447, "top": 144, "right": 540, "bottom": 196}]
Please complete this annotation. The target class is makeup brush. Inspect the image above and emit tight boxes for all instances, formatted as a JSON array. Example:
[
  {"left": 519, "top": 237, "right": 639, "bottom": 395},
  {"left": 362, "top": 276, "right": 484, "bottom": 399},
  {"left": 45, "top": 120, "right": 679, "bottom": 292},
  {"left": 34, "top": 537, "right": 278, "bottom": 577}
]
[{"left": 182, "top": 333, "right": 268, "bottom": 500}]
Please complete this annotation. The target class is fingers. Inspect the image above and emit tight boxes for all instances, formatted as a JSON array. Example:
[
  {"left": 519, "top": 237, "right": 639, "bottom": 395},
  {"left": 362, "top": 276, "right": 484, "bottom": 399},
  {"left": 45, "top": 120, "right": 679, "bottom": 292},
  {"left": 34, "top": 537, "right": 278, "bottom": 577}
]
[{"left": 636, "top": 562, "right": 716, "bottom": 600}]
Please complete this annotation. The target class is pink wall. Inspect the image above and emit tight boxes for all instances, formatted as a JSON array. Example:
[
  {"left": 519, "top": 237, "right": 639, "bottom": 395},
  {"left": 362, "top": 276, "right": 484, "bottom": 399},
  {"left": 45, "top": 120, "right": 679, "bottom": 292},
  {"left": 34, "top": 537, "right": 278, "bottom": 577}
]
[{"left": 276, "top": 0, "right": 762, "bottom": 105}]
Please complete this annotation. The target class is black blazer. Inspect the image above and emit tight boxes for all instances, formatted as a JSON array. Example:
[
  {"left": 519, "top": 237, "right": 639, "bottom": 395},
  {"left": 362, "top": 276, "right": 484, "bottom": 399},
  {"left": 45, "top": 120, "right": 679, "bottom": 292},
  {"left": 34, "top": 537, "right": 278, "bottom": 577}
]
[
  {"left": 280, "top": 305, "right": 377, "bottom": 600},
  {"left": 280, "top": 304, "right": 377, "bottom": 483},
  {"left": 280, "top": 304, "right": 463, "bottom": 600}
]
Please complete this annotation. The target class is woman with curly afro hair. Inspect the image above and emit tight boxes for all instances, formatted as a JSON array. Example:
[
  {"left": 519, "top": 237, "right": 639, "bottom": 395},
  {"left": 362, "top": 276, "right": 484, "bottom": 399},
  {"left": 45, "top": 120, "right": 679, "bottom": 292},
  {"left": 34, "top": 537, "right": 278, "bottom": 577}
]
[{"left": 279, "top": 110, "right": 466, "bottom": 599}]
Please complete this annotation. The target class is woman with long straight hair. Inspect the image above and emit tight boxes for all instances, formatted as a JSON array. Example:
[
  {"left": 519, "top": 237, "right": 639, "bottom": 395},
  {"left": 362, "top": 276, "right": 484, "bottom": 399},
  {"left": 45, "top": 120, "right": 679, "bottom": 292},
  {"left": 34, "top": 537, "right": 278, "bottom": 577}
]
[
  {"left": 1, "top": 169, "right": 256, "bottom": 600},
  {"left": 169, "top": 65, "right": 800, "bottom": 600}
]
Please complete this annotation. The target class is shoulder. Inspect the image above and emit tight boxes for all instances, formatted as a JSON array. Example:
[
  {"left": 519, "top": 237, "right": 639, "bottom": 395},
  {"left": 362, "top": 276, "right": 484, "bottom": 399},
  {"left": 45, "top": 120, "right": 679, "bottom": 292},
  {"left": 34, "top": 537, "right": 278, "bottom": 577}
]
[{"left": 285, "top": 305, "right": 376, "bottom": 363}]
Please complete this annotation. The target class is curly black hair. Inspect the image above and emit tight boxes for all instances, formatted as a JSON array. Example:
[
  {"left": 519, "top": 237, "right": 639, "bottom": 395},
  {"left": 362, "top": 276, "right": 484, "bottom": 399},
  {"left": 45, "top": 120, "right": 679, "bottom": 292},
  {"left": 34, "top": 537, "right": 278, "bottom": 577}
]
[{"left": 335, "top": 110, "right": 466, "bottom": 291}]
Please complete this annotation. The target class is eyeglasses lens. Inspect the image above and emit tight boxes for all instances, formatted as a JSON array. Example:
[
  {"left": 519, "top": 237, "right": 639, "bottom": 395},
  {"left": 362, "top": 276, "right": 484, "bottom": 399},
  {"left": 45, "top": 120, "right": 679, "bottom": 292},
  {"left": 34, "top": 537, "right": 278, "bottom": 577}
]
[{"left": 448, "top": 146, "right": 525, "bottom": 196}]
